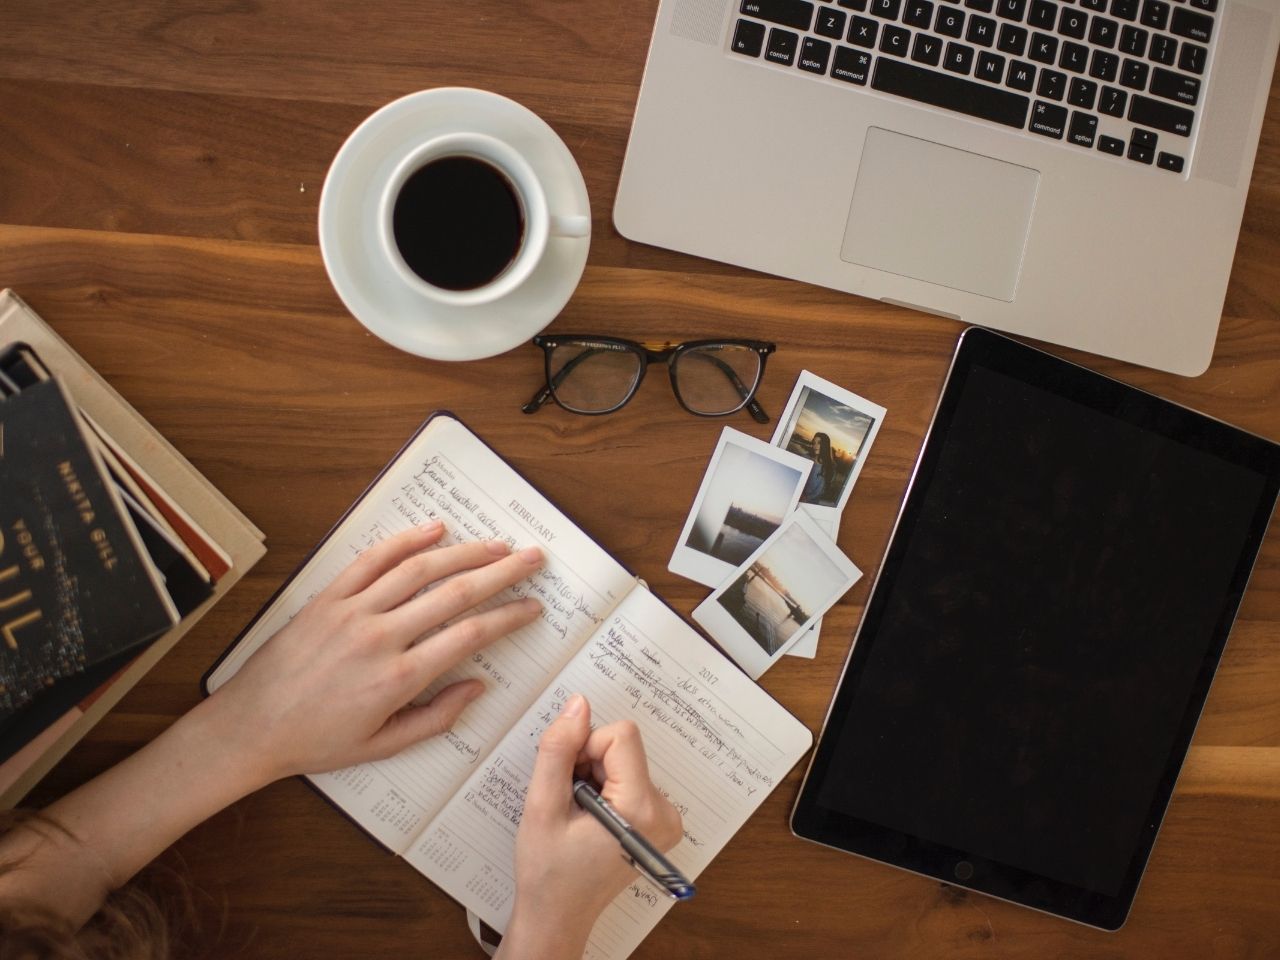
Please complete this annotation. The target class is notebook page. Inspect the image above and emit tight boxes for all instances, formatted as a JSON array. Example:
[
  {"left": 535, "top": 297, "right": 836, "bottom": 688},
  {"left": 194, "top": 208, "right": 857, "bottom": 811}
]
[
  {"left": 205, "top": 416, "right": 637, "bottom": 853},
  {"left": 404, "top": 587, "right": 813, "bottom": 960}
]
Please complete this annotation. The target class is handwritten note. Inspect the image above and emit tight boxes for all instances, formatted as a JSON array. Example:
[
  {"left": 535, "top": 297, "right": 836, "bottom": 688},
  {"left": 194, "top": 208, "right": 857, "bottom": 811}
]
[
  {"left": 206, "top": 416, "right": 637, "bottom": 853},
  {"left": 404, "top": 587, "right": 813, "bottom": 960}
]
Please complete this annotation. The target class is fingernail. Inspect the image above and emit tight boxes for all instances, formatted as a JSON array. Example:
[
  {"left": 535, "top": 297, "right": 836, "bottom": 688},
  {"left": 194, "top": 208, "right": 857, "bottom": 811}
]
[
  {"left": 486, "top": 540, "right": 510, "bottom": 555},
  {"left": 519, "top": 545, "right": 543, "bottom": 564},
  {"left": 520, "top": 598, "right": 541, "bottom": 615},
  {"left": 422, "top": 519, "right": 443, "bottom": 532},
  {"left": 561, "top": 693, "right": 585, "bottom": 718}
]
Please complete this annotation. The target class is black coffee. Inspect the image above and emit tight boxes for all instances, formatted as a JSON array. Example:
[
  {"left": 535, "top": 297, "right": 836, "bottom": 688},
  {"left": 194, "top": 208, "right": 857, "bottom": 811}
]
[{"left": 392, "top": 156, "right": 525, "bottom": 291}]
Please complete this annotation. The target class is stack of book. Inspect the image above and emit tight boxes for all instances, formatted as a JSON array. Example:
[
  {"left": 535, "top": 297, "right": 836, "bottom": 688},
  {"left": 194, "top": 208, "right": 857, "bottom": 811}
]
[{"left": 0, "top": 290, "right": 265, "bottom": 806}]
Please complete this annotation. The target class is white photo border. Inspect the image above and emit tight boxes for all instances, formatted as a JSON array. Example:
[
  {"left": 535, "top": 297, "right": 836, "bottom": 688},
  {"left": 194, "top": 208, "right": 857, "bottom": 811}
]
[
  {"left": 692, "top": 511, "right": 861, "bottom": 680},
  {"left": 668, "top": 427, "right": 812, "bottom": 589},
  {"left": 770, "top": 370, "right": 887, "bottom": 527}
]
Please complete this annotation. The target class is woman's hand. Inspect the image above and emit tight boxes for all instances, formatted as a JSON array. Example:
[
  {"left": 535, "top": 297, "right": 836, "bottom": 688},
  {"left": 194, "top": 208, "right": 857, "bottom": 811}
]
[
  {"left": 206, "top": 520, "right": 545, "bottom": 785},
  {"left": 0, "top": 521, "right": 546, "bottom": 928},
  {"left": 498, "top": 695, "right": 683, "bottom": 960}
]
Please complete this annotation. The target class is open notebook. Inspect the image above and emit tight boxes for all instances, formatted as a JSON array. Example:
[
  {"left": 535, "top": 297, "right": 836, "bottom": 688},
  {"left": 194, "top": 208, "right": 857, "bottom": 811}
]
[{"left": 205, "top": 414, "right": 812, "bottom": 959}]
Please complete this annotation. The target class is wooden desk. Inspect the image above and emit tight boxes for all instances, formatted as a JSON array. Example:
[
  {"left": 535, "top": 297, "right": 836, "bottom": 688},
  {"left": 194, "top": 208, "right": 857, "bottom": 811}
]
[{"left": 1, "top": 3, "right": 1277, "bottom": 956}]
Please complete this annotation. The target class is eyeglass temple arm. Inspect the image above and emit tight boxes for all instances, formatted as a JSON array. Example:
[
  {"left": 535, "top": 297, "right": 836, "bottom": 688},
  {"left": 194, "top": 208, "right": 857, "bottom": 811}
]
[
  {"left": 679, "top": 351, "right": 770, "bottom": 424},
  {"left": 522, "top": 346, "right": 612, "bottom": 414}
]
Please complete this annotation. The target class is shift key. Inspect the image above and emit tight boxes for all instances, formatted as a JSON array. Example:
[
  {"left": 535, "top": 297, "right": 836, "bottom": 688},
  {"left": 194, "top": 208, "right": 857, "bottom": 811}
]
[
  {"left": 740, "top": 0, "right": 815, "bottom": 30},
  {"left": 1129, "top": 94, "right": 1194, "bottom": 136}
]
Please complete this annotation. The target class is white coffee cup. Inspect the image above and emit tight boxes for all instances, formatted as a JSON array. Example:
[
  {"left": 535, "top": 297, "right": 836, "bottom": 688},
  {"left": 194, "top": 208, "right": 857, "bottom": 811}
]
[{"left": 378, "top": 132, "right": 589, "bottom": 307}]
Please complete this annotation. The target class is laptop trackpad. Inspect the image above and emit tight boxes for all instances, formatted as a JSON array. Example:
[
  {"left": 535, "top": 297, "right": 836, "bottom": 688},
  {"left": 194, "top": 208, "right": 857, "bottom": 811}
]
[{"left": 841, "top": 127, "right": 1040, "bottom": 302}]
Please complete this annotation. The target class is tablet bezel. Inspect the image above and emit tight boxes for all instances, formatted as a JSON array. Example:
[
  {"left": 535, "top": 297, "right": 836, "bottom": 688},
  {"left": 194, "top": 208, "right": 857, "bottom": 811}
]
[{"left": 790, "top": 328, "right": 1280, "bottom": 930}]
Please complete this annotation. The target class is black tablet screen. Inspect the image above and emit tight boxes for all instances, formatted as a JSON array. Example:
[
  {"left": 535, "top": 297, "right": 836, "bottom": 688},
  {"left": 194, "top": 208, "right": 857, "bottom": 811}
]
[{"left": 809, "top": 342, "right": 1276, "bottom": 907}]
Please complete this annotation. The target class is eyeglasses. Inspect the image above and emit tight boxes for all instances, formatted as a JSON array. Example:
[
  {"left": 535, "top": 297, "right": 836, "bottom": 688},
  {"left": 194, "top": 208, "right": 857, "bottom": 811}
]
[{"left": 522, "top": 336, "right": 775, "bottom": 422}]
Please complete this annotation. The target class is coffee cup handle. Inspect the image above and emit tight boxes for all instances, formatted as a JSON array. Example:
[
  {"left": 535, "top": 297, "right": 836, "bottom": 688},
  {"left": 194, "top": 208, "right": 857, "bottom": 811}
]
[{"left": 549, "top": 213, "right": 591, "bottom": 239}]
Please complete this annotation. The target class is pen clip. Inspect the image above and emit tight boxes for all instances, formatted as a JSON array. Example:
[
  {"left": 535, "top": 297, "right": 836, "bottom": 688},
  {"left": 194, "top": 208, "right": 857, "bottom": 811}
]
[{"left": 573, "top": 778, "right": 696, "bottom": 902}]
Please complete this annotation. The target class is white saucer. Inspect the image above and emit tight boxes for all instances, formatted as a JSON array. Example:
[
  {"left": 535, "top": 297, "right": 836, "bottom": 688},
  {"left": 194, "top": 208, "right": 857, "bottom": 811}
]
[{"left": 318, "top": 88, "right": 591, "bottom": 361}]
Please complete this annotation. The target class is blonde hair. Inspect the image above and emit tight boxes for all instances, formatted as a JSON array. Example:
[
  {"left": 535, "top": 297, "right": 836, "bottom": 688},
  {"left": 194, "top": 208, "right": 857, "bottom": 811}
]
[{"left": 0, "top": 811, "right": 203, "bottom": 960}]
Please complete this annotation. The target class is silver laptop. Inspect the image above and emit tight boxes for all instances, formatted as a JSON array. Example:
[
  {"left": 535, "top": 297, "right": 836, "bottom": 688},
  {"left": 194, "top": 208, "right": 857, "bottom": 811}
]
[{"left": 615, "top": 0, "right": 1279, "bottom": 376}]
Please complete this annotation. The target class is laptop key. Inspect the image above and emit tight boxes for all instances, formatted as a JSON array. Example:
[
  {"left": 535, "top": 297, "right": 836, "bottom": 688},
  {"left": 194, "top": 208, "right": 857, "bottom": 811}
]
[
  {"left": 800, "top": 36, "right": 834, "bottom": 70},
  {"left": 766, "top": 27, "right": 801, "bottom": 63},
  {"left": 832, "top": 44, "right": 874, "bottom": 81},
  {"left": 996, "top": 0, "right": 1028, "bottom": 20},
  {"left": 1030, "top": 32, "right": 1058, "bottom": 63},
  {"left": 741, "top": 0, "right": 815, "bottom": 30},
  {"left": 945, "top": 41, "right": 976, "bottom": 72},
  {"left": 1149, "top": 34, "right": 1176, "bottom": 65},
  {"left": 870, "top": 0, "right": 903, "bottom": 18},
  {"left": 817, "top": 6, "right": 849, "bottom": 35},
  {"left": 1068, "top": 110, "right": 1098, "bottom": 146},
  {"left": 998, "top": 23, "right": 1028, "bottom": 54},
  {"left": 1099, "top": 84, "right": 1127, "bottom": 115},
  {"left": 1127, "top": 140, "right": 1154, "bottom": 164},
  {"left": 976, "top": 50, "right": 1006, "bottom": 80},
  {"left": 1007, "top": 59, "right": 1036, "bottom": 89},
  {"left": 967, "top": 14, "right": 996, "bottom": 44},
  {"left": 1110, "top": 0, "right": 1138, "bottom": 20},
  {"left": 1080, "top": 0, "right": 1107, "bottom": 10},
  {"left": 1188, "top": 0, "right": 1215, "bottom": 10},
  {"left": 1130, "top": 127, "right": 1157, "bottom": 149},
  {"left": 936, "top": 6, "right": 966, "bottom": 35},
  {"left": 1139, "top": 0, "right": 1168, "bottom": 30},
  {"left": 965, "top": 0, "right": 995, "bottom": 10},
  {"left": 1037, "top": 68, "right": 1066, "bottom": 99},
  {"left": 912, "top": 33, "right": 944, "bottom": 64},
  {"left": 1090, "top": 50, "right": 1119, "bottom": 81},
  {"left": 1120, "top": 58, "right": 1149, "bottom": 89},
  {"left": 1156, "top": 151, "right": 1184, "bottom": 172},
  {"left": 870, "top": 57, "right": 1030, "bottom": 125},
  {"left": 1058, "top": 7, "right": 1088, "bottom": 38},
  {"left": 732, "top": 18, "right": 768, "bottom": 55},
  {"left": 1119, "top": 24, "right": 1147, "bottom": 55},
  {"left": 1068, "top": 76, "right": 1098, "bottom": 107},
  {"left": 837, "top": 0, "right": 869, "bottom": 8},
  {"left": 1098, "top": 133, "right": 1125, "bottom": 154},
  {"left": 1169, "top": 6, "right": 1212, "bottom": 41},
  {"left": 1178, "top": 42, "right": 1206, "bottom": 75},
  {"left": 904, "top": 0, "right": 935, "bottom": 26},
  {"left": 1028, "top": 0, "right": 1057, "bottom": 28},
  {"left": 849, "top": 15, "right": 879, "bottom": 44},
  {"left": 880, "top": 24, "right": 911, "bottom": 54},
  {"left": 1059, "top": 41, "right": 1088, "bottom": 72},
  {"left": 1089, "top": 16, "right": 1117, "bottom": 47},
  {"left": 1029, "top": 100, "right": 1068, "bottom": 138},
  {"left": 1150, "top": 67, "right": 1199, "bottom": 105},
  {"left": 1129, "top": 93, "right": 1193, "bottom": 135}
]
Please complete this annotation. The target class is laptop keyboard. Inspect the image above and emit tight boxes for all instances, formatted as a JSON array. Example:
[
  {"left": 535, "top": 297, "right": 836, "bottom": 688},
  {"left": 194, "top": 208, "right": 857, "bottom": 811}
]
[{"left": 731, "top": 0, "right": 1217, "bottom": 172}]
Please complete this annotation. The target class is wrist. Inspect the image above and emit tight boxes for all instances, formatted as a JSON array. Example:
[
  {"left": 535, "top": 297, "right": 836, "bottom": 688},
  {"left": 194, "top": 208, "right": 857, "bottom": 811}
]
[
  {"left": 498, "top": 899, "right": 597, "bottom": 960},
  {"left": 176, "top": 694, "right": 283, "bottom": 795}
]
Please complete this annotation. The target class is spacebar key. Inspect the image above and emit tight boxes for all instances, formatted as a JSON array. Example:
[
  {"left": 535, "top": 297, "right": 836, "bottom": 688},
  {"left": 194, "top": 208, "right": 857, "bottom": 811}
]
[{"left": 871, "top": 59, "right": 1029, "bottom": 129}]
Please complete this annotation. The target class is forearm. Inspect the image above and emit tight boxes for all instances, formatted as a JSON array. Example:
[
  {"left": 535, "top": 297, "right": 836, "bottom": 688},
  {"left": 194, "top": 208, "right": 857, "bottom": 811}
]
[{"left": 0, "top": 694, "right": 273, "bottom": 926}]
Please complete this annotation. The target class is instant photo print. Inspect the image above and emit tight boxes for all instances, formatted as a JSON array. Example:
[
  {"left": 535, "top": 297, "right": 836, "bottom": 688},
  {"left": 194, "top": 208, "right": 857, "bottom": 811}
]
[
  {"left": 770, "top": 372, "right": 886, "bottom": 526},
  {"left": 669, "top": 428, "right": 811, "bottom": 588},
  {"left": 693, "top": 511, "right": 861, "bottom": 679}
]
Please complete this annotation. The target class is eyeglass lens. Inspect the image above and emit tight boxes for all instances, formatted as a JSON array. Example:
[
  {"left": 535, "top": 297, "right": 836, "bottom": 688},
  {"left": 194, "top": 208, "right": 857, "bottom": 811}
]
[
  {"left": 674, "top": 344, "right": 763, "bottom": 415},
  {"left": 547, "top": 342, "right": 643, "bottom": 413}
]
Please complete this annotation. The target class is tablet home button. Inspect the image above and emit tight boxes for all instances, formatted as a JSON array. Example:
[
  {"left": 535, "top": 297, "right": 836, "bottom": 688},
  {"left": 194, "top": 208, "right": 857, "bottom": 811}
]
[{"left": 954, "top": 861, "right": 974, "bottom": 881}]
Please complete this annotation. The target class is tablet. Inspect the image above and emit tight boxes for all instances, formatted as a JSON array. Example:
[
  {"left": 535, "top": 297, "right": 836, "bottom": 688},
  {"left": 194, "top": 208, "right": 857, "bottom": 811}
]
[{"left": 791, "top": 329, "right": 1280, "bottom": 930}]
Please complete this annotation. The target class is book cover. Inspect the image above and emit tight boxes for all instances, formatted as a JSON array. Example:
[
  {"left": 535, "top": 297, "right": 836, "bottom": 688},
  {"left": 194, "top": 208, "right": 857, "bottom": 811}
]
[{"left": 0, "top": 378, "right": 177, "bottom": 718}]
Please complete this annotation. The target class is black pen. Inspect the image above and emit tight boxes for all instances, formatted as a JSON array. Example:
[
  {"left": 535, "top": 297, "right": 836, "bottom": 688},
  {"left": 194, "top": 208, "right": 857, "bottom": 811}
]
[{"left": 572, "top": 778, "right": 696, "bottom": 901}]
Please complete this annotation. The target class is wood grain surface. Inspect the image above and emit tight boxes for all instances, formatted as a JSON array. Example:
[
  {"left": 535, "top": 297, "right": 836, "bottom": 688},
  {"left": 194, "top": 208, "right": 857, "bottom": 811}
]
[{"left": 2, "top": 2, "right": 1278, "bottom": 957}]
